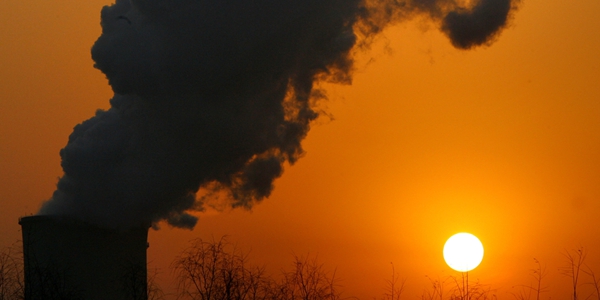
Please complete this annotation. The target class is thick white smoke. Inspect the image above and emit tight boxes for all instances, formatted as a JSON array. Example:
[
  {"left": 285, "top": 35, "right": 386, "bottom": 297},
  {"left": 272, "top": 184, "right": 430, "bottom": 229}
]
[{"left": 39, "top": 0, "right": 519, "bottom": 229}]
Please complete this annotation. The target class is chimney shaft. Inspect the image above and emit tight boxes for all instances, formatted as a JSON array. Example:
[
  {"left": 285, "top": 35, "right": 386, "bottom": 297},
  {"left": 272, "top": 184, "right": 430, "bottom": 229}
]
[{"left": 19, "top": 216, "right": 149, "bottom": 300}]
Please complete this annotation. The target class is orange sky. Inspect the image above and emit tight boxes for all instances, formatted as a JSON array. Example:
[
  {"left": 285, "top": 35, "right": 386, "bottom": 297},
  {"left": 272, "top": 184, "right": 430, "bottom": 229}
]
[{"left": 2, "top": 0, "right": 600, "bottom": 299}]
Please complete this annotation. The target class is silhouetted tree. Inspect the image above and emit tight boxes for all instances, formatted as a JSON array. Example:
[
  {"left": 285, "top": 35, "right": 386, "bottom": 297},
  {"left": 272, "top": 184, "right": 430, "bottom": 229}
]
[
  {"left": 379, "top": 263, "right": 405, "bottom": 300},
  {"left": 147, "top": 267, "right": 167, "bottom": 300},
  {"left": 421, "top": 275, "right": 494, "bottom": 300},
  {"left": 583, "top": 265, "right": 600, "bottom": 300},
  {"left": 560, "top": 247, "right": 586, "bottom": 300},
  {"left": 421, "top": 276, "right": 449, "bottom": 300},
  {"left": 277, "top": 254, "right": 342, "bottom": 300},
  {"left": 447, "top": 280, "right": 495, "bottom": 300},
  {"left": 172, "top": 236, "right": 272, "bottom": 300},
  {"left": 512, "top": 258, "right": 547, "bottom": 300},
  {"left": 172, "top": 237, "right": 348, "bottom": 300},
  {"left": 0, "top": 244, "right": 24, "bottom": 300}
]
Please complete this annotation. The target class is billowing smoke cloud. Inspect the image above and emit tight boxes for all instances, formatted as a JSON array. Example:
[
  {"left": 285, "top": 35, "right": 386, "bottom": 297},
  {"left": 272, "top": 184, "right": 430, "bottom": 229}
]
[{"left": 39, "top": 0, "right": 519, "bottom": 229}]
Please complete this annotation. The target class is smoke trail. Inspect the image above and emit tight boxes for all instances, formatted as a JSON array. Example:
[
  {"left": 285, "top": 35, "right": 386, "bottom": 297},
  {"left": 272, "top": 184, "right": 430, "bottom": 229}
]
[{"left": 39, "top": 0, "right": 519, "bottom": 229}]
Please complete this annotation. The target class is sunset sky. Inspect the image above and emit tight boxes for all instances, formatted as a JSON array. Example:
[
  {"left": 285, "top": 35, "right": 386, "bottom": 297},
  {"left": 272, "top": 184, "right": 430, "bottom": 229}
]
[{"left": 2, "top": 0, "right": 600, "bottom": 299}]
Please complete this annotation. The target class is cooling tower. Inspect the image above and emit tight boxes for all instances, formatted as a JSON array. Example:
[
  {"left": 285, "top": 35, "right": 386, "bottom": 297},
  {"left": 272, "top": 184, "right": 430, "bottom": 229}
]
[{"left": 19, "top": 215, "right": 149, "bottom": 300}]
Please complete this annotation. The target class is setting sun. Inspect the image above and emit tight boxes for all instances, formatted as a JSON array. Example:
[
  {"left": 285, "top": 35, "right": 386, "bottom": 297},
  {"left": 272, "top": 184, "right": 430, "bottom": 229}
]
[{"left": 443, "top": 233, "right": 484, "bottom": 272}]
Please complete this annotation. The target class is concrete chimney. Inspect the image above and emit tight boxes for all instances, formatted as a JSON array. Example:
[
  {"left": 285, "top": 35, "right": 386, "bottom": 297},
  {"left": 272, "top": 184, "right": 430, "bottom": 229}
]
[{"left": 19, "top": 215, "right": 149, "bottom": 300}]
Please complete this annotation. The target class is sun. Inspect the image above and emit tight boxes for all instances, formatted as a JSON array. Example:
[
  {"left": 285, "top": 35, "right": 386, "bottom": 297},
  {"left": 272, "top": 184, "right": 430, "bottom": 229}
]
[{"left": 443, "top": 233, "right": 484, "bottom": 272}]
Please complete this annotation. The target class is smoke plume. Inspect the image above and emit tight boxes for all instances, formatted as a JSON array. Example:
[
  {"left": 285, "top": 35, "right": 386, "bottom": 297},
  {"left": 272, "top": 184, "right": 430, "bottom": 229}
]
[{"left": 39, "top": 0, "right": 519, "bottom": 229}]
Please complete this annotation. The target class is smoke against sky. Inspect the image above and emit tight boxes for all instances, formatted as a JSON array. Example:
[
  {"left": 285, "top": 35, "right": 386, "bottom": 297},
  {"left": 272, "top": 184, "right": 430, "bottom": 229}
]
[{"left": 38, "top": 0, "right": 519, "bottom": 229}]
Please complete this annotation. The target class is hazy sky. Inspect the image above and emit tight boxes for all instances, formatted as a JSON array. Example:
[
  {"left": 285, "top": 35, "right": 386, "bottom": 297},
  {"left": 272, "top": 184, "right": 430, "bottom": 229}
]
[{"left": 1, "top": 0, "right": 600, "bottom": 299}]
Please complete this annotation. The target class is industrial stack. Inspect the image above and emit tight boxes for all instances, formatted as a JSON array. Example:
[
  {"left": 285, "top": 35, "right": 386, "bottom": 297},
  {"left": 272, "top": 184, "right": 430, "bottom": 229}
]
[{"left": 19, "top": 216, "right": 149, "bottom": 300}]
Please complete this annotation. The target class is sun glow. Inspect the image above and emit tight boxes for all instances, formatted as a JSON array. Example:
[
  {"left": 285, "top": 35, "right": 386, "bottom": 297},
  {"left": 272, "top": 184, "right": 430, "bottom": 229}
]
[{"left": 443, "top": 233, "right": 484, "bottom": 272}]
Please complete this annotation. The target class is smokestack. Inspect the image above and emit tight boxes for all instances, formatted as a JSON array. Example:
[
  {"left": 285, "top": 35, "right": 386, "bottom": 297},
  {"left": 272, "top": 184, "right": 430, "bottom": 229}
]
[{"left": 19, "top": 216, "right": 149, "bottom": 300}]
